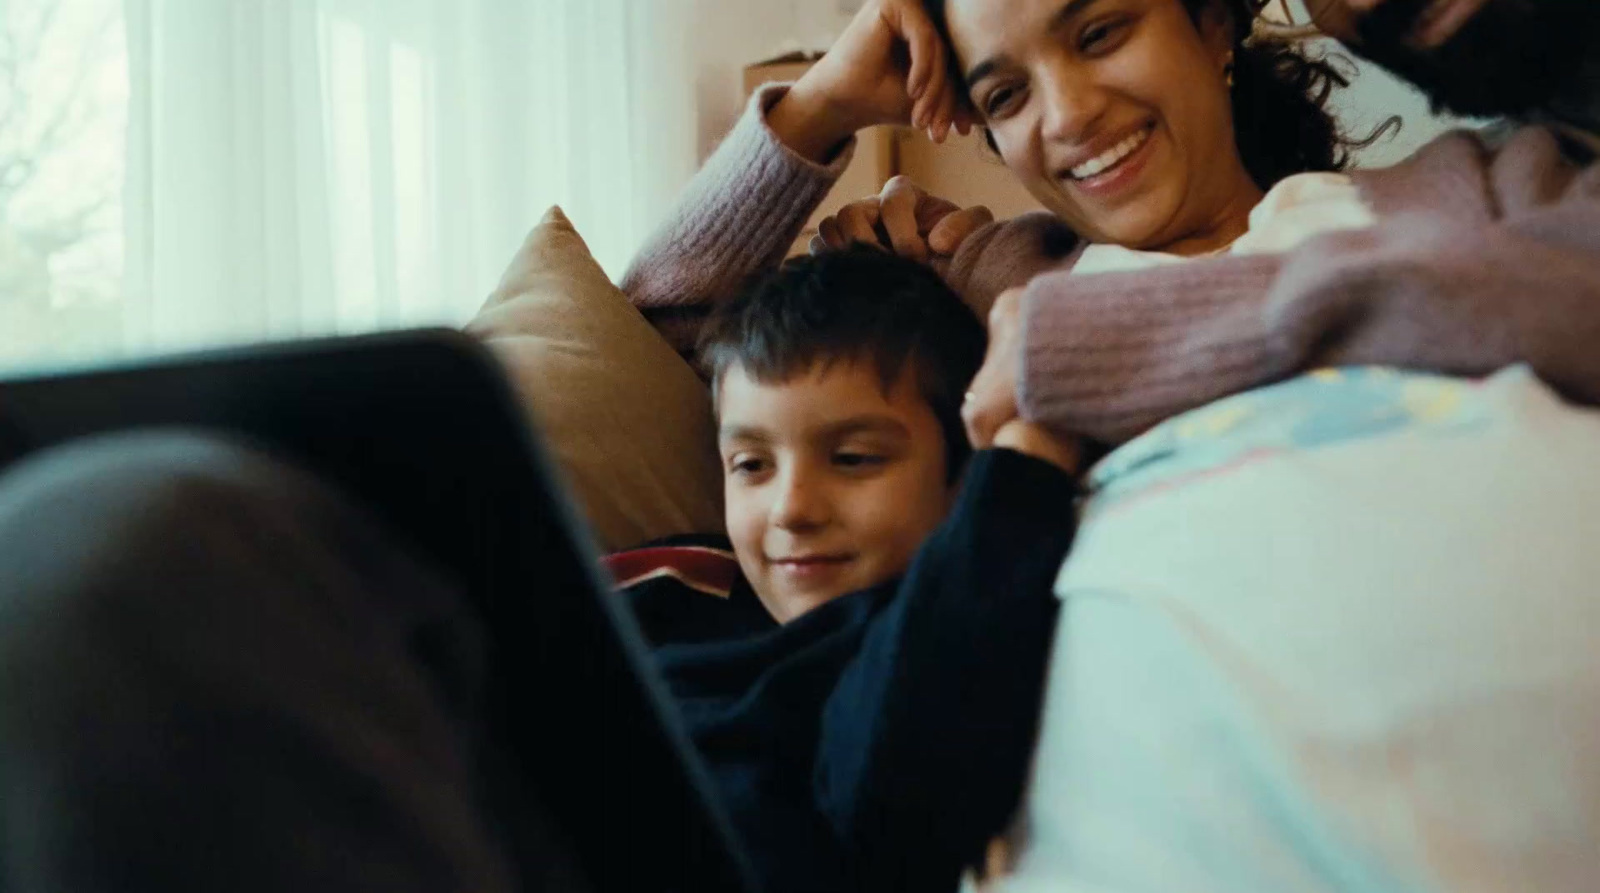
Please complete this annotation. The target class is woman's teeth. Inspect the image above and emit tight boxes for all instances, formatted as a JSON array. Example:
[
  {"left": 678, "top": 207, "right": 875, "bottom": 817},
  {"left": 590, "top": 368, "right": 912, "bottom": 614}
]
[{"left": 1070, "top": 127, "right": 1152, "bottom": 180}]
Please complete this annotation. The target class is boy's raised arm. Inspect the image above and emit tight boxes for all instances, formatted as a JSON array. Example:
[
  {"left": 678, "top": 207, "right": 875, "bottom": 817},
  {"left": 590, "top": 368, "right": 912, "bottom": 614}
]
[{"left": 814, "top": 438, "right": 1081, "bottom": 892}]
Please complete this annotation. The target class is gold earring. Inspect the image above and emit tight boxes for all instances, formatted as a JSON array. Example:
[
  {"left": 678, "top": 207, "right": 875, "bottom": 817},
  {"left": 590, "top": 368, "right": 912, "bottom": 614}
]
[{"left": 1224, "top": 51, "right": 1236, "bottom": 88}]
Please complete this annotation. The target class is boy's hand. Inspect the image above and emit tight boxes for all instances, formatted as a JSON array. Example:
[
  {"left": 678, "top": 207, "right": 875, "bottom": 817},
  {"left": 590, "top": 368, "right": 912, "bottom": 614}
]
[
  {"left": 811, "top": 176, "right": 994, "bottom": 263},
  {"left": 992, "top": 419, "right": 1082, "bottom": 476}
]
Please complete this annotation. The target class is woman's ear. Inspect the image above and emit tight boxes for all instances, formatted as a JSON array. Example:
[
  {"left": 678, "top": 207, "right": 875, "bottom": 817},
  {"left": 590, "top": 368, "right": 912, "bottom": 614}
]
[{"left": 1196, "top": 0, "right": 1240, "bottom": 65}]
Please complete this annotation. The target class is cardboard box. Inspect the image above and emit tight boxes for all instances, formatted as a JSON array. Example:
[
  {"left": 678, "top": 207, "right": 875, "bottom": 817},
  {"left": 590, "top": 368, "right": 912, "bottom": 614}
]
[{"left": 893, "top": 128, "right": 1042, "bottom": 222}]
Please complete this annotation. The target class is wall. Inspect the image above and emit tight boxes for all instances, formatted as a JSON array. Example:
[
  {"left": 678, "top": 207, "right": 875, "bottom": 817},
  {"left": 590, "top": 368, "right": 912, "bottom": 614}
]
[{"left": 690, "top": 0, "right": 855, "bottom": 161}]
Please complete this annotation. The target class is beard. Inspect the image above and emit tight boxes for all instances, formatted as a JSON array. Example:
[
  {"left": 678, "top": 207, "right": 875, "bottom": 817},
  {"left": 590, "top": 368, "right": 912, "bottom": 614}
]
[{"left": 1351, "top": 0, "right": 1594, "bottom": 118}]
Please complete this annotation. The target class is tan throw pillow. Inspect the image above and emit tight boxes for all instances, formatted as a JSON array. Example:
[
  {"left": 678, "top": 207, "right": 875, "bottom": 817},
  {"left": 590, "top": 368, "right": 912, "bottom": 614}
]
[{"left": 465, "top": 206, "right": 723, "bottom": 552}]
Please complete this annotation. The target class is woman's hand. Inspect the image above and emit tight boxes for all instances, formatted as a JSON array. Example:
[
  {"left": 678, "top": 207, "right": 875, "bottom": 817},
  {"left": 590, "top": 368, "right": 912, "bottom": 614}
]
[
  {"left": 963, "top": 287, "right": 1025, "bottom": 449},
  {"left": 971, "top": 837, "right": 1015, "bottom": 893},
  {"left": 967, "top": 289, "right": 1085, "bottom": 477},
  {"left": 769, "top": 0, "right": 974, "bottom": 163},
  {"left": 811, "top": 176, "right": 994, "bottom": 263}
]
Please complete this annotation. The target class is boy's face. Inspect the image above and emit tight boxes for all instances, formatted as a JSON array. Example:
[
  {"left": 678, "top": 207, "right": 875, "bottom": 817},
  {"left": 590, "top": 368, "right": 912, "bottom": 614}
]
[{"left": 717, "top": 359, "right": 957, "bottom": 623}]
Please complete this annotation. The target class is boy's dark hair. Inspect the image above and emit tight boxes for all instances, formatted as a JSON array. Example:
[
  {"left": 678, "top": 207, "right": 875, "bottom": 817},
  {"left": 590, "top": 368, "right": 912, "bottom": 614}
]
[{"left": 698, "top": 246, "right": 986, "bottom": 482}]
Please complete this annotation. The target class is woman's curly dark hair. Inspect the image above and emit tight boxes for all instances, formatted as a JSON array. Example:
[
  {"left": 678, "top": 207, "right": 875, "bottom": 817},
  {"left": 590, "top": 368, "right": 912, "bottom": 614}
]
[
  {"left": 924, "top": 0, "right": 1393, "bottom": 191},
  {"left": 1211, "top": 0, "right": 1386, "bottom": 188}
]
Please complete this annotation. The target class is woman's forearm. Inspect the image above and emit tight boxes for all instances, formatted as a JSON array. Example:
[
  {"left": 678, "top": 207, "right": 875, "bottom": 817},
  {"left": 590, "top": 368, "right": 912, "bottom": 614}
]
[
  {"left": 620, "top": 84, "right": 853, "bottom": 355},
  {"left": 765, "top": 77, "right": 862, "bottom": 166},
  {"left": 1015, "top": 129, "right": 1600, "bottom": 446}
]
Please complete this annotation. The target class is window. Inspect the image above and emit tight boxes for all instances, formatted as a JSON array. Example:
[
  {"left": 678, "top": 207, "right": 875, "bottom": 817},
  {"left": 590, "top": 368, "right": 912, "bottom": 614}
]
[
  {"left": 0, "top": 0, "right": 127, "bottom": 368},
  {"left": 0, "top": 0, "right": 695, "bottom": 374}
]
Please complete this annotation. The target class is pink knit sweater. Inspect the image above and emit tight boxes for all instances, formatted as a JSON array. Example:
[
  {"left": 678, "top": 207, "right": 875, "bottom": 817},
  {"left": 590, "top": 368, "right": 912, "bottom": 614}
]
[{"left": 623, "top": 85, "right": 1600, "bottom": 445}]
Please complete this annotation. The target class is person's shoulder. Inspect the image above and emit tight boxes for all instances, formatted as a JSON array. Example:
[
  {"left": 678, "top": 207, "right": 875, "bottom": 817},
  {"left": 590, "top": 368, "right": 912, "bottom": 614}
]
[
  {"left": 1350, "top": 121, "right": 1597, "bottom": 218},
  {"left": 1459, "top": 119, "right": 1594, "bottom": 165},
  {"left": 1355, "top": 122, "right": 1596, "bottom": 223},
  {"left": 1345, "top": 125, "right": 1507, "bottom": 220},
  {"left": 1355, "top": 125, "right": 1497, "bottom": 179},
  {"left": 1483, "top": 115, "right": 1598, "bottom": 166}
]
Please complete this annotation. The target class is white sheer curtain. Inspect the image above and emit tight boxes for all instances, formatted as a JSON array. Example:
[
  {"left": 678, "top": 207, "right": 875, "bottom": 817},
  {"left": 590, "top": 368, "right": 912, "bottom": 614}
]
[{"left": 116, "top": 0, "right": 698, "bottom": 354}]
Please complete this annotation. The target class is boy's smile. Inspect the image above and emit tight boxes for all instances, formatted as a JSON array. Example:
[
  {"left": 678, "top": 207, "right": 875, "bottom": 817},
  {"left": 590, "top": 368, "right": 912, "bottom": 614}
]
[{"left": 717, "top": 359, "right": 958, "bottom": 623}]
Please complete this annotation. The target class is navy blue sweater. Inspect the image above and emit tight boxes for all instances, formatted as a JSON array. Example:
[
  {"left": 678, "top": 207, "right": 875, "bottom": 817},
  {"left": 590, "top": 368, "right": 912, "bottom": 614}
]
[{"left": 620, "top": 449, "right": 1080, "bottom": 893}]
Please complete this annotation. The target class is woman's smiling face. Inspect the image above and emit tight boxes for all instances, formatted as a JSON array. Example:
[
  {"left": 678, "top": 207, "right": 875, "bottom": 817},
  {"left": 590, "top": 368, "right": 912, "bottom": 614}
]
[{"left": 945, "top": 0, "right": 1262, "bottom": 255}]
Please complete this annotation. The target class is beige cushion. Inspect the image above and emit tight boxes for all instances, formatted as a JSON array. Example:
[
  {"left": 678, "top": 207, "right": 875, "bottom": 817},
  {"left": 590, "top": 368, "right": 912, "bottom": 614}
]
[{"left": 465, "top": 206, "right": 723, "bottom": 552}]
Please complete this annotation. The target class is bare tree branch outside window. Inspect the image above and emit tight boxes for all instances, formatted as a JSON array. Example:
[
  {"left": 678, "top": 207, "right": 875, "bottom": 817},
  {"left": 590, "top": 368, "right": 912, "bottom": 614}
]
[{"left": 0, "top": 0, "right": 126, "bottom": 369}]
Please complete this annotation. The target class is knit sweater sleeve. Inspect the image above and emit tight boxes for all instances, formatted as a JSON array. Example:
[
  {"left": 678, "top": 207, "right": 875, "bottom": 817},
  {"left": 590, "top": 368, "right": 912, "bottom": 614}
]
[
  {"left": 934, "top": 211, "right": 1084, "bottom": 319},
  {"left": 1014, "top": 125, "right": 1600, "bottom": 446},
  {"left": 619, "top": 84, "right": 853, "bottom": 355}
]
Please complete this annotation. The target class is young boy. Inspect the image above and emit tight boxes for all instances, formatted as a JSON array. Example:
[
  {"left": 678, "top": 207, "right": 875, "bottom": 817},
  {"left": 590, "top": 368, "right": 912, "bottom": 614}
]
[{"left": 606, "top": 246, "right": 1082, "bottom": 893}]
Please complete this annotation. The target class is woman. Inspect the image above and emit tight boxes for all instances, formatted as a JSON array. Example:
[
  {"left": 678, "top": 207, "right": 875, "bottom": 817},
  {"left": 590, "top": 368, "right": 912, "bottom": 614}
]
[
  {"left": 622, "top": 1, "right": 1600, "bottom": 891},
  {"left": 628, "top": 0, "right": 1371, "bottom": 351},
  {"left": 626, "top": 0, "right": 1600, "bottom": 448}
]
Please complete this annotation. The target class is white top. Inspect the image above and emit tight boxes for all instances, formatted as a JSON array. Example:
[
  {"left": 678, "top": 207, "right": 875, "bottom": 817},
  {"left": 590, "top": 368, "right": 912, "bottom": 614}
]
[
  {"left": 993, "top": 366, "right": 1600, "bottom": 893},
  {"left": 1071, "top": 172, "right": 1377, "bottom": 276}
]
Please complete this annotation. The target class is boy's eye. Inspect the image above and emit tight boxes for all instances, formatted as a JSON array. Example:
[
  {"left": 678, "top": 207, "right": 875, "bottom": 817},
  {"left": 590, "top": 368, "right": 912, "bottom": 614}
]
[
  {"left": 728, "top": 456, "right": 770, "bottom": 477},
  {"left": 833, "top": 452, "right": 887, "bottom": 470}
]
